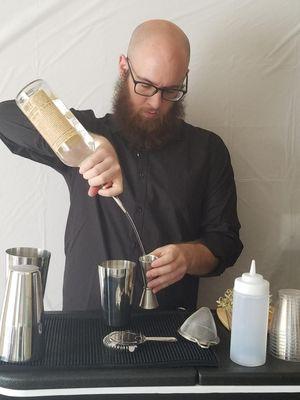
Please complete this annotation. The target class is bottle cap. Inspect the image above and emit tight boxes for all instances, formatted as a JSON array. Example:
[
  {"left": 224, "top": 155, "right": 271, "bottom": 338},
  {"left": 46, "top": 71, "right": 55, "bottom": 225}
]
[{"left": 234, "top": 260, "right": 269, "bottom": 296}]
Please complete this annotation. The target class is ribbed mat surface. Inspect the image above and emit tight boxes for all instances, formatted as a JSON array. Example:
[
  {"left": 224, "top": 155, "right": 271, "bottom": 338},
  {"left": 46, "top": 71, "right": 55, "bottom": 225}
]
[{"left": 0, "top": 311, "right": 218, "bottom": 369}]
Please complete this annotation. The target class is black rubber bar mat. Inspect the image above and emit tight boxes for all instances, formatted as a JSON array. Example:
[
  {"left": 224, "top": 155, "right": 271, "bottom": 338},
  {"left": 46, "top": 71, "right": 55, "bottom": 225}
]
[{"left": 0, "top": 310, "right": 218, "bottom": 369}]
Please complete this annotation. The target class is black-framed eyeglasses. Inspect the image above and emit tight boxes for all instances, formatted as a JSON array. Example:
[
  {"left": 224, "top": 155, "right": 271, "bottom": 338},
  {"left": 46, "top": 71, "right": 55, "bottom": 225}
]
[{"left": 126, "top": 57, "right": 188, "bottom": 102}]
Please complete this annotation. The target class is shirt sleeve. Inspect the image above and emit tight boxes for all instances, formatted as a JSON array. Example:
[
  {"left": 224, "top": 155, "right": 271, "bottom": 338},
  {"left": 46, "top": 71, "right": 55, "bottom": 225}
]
[
  {"left": 198, "top": 133, "right": 243, "bottom": 276},
  {"left": 0, "top": 100, "right": 67, "bottom": 173}
]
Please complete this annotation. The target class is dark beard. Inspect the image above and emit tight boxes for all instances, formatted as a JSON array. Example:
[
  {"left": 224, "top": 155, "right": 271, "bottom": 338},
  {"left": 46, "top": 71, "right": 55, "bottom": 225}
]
[{"left": 112, "top": 76, "right": 185, "bottom": 151}]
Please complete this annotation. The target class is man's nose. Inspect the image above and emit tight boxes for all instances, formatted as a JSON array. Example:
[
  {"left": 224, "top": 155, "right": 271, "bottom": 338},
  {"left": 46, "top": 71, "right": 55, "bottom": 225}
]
[{"left": 147, "top": 90, "right": 162, "bottom": 109}]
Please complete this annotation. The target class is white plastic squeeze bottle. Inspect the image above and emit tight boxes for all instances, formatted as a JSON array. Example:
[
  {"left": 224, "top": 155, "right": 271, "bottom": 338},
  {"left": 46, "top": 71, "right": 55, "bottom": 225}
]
[{"left": 230, "top": 260, "right": 269, "bottom": 367}]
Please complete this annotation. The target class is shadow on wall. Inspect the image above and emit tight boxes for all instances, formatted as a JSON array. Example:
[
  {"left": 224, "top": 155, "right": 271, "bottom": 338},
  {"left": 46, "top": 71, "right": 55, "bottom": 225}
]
[
  {"left": 268, "top": 251, "right": 300, "bottom": 303},
  {"left": 190, "top": 3, "right": 299, "bottom": 309}
]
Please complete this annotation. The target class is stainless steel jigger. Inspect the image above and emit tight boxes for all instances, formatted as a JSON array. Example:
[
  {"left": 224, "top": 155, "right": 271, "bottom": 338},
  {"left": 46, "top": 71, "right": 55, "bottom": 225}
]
[{"left": 139, "top": 254, "right": 159, "bottom": 309}]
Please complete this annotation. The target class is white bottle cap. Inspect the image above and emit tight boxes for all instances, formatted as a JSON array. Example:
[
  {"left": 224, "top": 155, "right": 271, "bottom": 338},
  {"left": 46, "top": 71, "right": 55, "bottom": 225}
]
[{"left": 234, "top": 260, "right": 269, "bottom": 296}]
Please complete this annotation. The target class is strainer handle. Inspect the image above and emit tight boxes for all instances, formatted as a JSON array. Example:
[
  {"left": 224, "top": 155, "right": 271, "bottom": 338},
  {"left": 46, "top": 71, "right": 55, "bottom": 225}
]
[{"left": 145, "top": 336, "right": 177, "bottom": 342}]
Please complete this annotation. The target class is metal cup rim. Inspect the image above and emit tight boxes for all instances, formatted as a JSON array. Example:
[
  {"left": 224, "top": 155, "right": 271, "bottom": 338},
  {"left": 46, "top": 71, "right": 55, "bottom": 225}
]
[
  {"left": 98, "top": 260, "right": 136, "bottom": 270},
  {"left": 6, "top": 247, "right": 51, "bottom": 259},
  {"left": 139, "top": 254, "right": 158, "bottom": 263}
]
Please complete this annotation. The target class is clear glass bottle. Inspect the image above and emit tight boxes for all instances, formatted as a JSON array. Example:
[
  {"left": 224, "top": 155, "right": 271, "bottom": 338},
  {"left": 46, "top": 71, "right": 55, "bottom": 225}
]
[
  {"left": 15, "top": 79, "right": 127, "bottom": 215},
  {"left": 15, "top": 79, "right": 95, "bottom": 167}
]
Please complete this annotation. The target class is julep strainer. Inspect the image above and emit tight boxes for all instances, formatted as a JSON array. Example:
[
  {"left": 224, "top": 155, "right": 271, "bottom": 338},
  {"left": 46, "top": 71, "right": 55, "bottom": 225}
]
[{"left": 103, "top": 330, "right": 177, "bottom": 352}]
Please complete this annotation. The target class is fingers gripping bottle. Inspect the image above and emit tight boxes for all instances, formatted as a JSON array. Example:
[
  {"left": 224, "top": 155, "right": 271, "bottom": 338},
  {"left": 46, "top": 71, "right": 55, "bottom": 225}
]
[{"left": 230, "top": 260, "right": 269, "bottom": 367}]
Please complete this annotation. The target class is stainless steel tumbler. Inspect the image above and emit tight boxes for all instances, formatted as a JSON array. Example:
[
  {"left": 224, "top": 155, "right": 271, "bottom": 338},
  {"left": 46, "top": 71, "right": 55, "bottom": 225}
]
[
  {"left": 98, "top": 260, "right": 136, "bottom": 327},
  {"left": 5, "top": 247, "right": 51, "bottom": 296},
  {"left": 0, "top": 265, "right": 44, "bottom": 362}
]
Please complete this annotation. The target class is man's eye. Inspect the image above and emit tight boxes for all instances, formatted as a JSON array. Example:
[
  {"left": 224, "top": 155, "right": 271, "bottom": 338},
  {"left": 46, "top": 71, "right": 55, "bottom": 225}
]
[
  {"left": 140, "top": 84, "right": 151, "bottom": 89},
  {"left": 165, "top": 89, "right": 178, "bottom": 94},
  {"left": 164, "top": 89, "right": 180, "bottom": 97}
]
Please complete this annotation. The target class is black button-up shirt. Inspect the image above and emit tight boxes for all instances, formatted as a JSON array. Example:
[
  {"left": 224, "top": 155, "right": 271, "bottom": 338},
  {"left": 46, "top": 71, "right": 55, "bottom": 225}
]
[{"left": 0, "top": 100, "right": 243, "bottom": 311}]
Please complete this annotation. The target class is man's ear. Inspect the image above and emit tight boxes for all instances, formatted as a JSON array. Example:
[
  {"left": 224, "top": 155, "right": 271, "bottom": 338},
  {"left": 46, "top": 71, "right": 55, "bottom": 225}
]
[{"left": 118, "top": 54, "right": 128, "bottom": 80}]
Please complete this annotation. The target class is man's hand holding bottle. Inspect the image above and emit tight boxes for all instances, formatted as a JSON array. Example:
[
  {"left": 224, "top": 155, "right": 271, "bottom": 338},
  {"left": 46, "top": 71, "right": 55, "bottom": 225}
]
[{"left": 79, "top": 135, "right": 123, "bottom": 197}]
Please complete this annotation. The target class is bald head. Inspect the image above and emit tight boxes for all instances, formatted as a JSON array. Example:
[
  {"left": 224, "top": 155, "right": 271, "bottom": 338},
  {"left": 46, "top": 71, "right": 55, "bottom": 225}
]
[{"left": 127, "top": 19, "right": 190, "bottom": 71}]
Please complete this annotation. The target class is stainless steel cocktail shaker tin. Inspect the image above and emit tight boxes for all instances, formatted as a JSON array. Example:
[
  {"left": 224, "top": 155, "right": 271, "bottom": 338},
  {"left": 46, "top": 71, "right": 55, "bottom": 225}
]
[{"left": 5, "top": 247, "right": 51, "bottom": 296}]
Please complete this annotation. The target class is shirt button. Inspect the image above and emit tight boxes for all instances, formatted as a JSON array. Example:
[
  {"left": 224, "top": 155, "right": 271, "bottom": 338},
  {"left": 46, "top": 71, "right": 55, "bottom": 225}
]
[
  {"left": 139, "top": 171, "right": 145, "bottom": 178},
  {"left": 137, "top": 206, "right": 143, "bottom": 214},
  {"left": 136, "top": 152, "right": 141, "bottom": 158}
]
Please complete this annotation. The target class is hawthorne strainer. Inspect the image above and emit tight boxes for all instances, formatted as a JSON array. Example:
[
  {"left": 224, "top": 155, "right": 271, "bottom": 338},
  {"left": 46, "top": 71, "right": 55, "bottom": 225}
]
[
  {"left": 103, "top": 330, "right": 177, "bottom": 352},
  {"left": 178, "top": 307, "right": 220, "bottom": 348}
]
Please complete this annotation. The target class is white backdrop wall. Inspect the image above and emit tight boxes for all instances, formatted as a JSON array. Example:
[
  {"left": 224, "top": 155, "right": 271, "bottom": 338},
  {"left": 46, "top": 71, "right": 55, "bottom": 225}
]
[{"left": 0, "top": 0, "right": 299, "bottom": 310}]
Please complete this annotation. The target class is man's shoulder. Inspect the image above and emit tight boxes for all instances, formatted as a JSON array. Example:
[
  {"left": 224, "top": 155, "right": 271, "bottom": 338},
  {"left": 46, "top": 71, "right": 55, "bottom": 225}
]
[
  {"left": 0, "top": 100, "right": 20, "bottom": 116},
  {"left": 181, "top": 119, "right": 226, "bottom": 149},
  {"left": 71, "top": 109, "right": 111, "bottom": 133},
  {"left": 0, "top": 99, "right": 16, "bottom": 108},
  {"left": 70, "top": 108, "right": 109, "bottom": 123},
  {"left": 0, "top": 99, "right": 37, "bottom": 127}
]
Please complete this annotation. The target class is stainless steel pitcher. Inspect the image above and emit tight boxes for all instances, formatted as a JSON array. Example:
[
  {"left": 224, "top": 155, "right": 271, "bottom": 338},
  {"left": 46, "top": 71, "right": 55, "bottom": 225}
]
[{"left": 0, "top": 265, "right": 44, "bottom": 362}]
